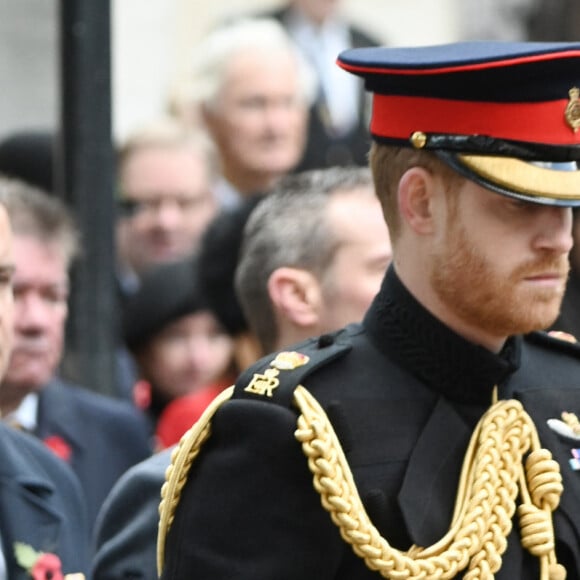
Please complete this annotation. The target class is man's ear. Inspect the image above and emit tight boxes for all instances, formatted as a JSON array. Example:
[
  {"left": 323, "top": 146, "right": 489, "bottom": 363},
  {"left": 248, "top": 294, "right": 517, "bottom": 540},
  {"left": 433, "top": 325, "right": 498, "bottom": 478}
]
[
  {"left": 267, "top": 267, "right": 321, "bottom": 328},
  {"left": 398, "top": 167, "right": 437, "bottom": 235}
]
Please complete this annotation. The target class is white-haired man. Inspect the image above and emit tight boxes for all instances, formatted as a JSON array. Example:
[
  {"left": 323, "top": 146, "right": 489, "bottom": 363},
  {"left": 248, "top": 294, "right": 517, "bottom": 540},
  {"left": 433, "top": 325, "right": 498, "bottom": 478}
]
[{"left": 187, "top": 18, "right": 316, "bottom": 207}]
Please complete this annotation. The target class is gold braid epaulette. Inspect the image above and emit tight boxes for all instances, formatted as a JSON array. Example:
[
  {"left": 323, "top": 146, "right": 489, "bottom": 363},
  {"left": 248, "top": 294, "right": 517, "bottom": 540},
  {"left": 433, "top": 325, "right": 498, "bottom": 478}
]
[
  {"left": 157, "top": 385, "right": 566, "bottom": 580},
  {"left": 157, "top": 385, "right": 235, "bottom": 575}
]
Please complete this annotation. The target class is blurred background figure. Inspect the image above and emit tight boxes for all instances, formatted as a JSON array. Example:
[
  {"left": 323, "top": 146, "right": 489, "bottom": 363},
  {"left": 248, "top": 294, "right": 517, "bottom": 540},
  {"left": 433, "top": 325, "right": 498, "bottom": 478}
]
[
  {"left": 116, "top": 118, "right": 220, "bottom": 294},
  {"left": 92, "top": 166, "right": 392, "bottom": 580},
  {"left": 155, "top": 166, "right": 392, "bottom": 449},
  {"left": 115, "top": 119, "right": 221, "bottom": 397},
  {"left": 195, "top": 197, "right": 265, "bottom": 371},
  {"left": 122, "top": 257, "right": 236, "bottom": 443},
  {"left": 236, "top": 166, "right": 392, "bottom": 353},
  {"left": 183, "top": 18, "right": 316, "bottom": 207},
  {"left": 0, "top": 183, "right": 90, "bottom": 578},
  {"left": 265, "top": 0, "right": 379, "bottom": 170},
  {"left": 0, "top": 176, "right": 152, "bottom": 529},
  {"left": 93, "top": 200, "right": 262, "bottom": 580},
  {"left": 526, "top": 0, "right": 580, "bottom": 41},
  {"left": 459, "top": 0, "right": 536, "bottom": 41},
  {"left": 153, "top": 197, "right": 264, "bottom": 450},
  {"left": 0, "top": 130, "right": 55, "bottom": 193},
  {"left": 92, "top": 446, "right": 172, "bottom": 580}
]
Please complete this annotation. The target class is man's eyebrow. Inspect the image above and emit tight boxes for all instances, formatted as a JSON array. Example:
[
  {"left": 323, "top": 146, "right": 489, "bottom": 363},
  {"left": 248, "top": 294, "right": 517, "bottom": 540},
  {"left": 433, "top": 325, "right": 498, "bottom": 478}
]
[{"left": 0, "top": 264, "right": 16, "bottom": 277}]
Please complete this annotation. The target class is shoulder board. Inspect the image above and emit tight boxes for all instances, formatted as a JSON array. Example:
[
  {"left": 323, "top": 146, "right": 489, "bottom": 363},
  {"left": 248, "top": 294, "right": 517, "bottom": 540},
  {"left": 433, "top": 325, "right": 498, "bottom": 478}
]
[
  {"left": 525, "top": 330, "right": 580, "bottom": 357},
  {"left": 233, "top": 329, "right": 352, "bottom": 408}
]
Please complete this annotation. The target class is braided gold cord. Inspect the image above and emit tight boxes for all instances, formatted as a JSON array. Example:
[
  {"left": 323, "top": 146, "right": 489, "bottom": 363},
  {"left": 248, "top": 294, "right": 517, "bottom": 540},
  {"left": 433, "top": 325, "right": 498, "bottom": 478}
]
[
  {"left": 156, "top": 383, "right": 565, "bottom": 580},
  {"left": 156, "top": 385, "right": 235, "bottom": 576},
  {"left": 293, "top": 386, "right": 565, "bottom": 580}
]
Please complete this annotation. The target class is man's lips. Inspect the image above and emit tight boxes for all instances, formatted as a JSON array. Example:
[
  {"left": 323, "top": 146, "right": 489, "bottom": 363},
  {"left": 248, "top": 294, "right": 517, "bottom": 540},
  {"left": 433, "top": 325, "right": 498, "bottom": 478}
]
[
  {"left": 11, "top": 345, "right": 50, "bottom": 357},
  {"left": 150, "top": 240, "right": 182, "bottom": 257},
  {"left": 523, "top": 272, "right": 567, "bottom": 286}
]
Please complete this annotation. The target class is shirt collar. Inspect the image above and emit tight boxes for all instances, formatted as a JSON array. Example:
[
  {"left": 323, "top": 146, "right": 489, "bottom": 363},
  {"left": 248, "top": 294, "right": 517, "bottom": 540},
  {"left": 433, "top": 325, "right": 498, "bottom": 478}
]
[
  {"left": 4, "top": 392, "right": 39, "bottom": 432},
  {"left": 213, "top": 178, "right": 242, "bottom": 210}
]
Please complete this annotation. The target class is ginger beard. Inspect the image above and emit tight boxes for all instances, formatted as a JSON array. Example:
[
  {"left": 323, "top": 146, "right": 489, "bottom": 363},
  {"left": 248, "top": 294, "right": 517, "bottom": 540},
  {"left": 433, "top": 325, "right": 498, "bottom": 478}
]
[{"left": 430, "top": 218, "right": 570, "bottom": 338}]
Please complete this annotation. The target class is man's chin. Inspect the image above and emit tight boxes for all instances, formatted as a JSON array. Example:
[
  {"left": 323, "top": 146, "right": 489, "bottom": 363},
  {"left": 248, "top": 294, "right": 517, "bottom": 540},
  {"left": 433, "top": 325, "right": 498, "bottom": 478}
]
[
  {"left": 512, "top": 305, "right": 564, "bottom": 335},
  {"left": 149, "top": 247, "right": 182, "bottom": 265},
  {"left": 3, "top": 369, "right": 51, "bottom": 390}
]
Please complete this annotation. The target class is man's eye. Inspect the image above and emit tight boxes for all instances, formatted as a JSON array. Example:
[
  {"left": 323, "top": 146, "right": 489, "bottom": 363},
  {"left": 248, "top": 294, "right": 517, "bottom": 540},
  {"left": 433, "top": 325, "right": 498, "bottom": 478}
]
[
  {"left": 0, "top": 268, "right": 15, "bottom": 287},
  {"left": 240, "top": 98, "right": 266, "bottom": 111},
  {"left": 118, "top": 199, "right": 139, "bottom": 217},
  {"left": 45, "top": 292, "right": 67, "bottom": 304}
]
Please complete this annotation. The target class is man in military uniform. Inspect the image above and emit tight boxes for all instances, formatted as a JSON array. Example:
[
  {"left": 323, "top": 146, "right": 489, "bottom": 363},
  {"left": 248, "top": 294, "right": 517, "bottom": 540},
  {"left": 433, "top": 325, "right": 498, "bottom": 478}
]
[{"left": 158, "top": 41, "right": 580, "bottom": 579}]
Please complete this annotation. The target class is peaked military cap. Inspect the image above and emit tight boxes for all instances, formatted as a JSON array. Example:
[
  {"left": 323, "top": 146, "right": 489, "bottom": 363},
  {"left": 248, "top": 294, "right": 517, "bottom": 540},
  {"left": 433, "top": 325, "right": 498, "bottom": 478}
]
[{"left": 337, "top": 41, "right": 580, "bottom": 206}]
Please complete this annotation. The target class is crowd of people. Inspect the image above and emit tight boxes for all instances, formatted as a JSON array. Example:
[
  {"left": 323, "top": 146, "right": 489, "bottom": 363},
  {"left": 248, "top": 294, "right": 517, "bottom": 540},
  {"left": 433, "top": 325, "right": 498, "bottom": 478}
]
[{"left": 0, "top": 1, "right": 579, "bottom": 579}]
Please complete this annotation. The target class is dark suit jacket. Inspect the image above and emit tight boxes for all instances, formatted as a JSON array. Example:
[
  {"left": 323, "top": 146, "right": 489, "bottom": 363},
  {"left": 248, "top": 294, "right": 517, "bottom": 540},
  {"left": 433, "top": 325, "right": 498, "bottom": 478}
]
[
  {"left": 0, "top": 423, "right": 89, "bottom": 578},
  {"left": 269, "top": 5, "right": 379, "bottom": 171},
  {"left": 160, "top": 268, "right": 580, "bottom": 579},
  {"left": 92, "top": 448, "right": 172, "bottom": 580},
  {"left": 35, "top": 378, "right": 153, "bottom": 529}
]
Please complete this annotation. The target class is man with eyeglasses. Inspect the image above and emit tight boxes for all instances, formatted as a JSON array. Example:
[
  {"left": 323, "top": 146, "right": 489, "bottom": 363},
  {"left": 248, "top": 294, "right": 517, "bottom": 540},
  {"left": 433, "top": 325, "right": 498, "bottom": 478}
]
[{"left": 116, "top": 119, "right": 219, "bottom": 294}]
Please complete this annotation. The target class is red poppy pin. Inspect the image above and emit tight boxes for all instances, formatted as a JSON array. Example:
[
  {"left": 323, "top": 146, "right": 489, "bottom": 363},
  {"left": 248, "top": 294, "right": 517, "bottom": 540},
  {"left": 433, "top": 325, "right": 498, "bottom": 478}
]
[
  {"left": 13, "top": 542, "right": 84, "bottom": 579},
  {"left": 43, "top": 435, "right": 72, "bottom": 462}
]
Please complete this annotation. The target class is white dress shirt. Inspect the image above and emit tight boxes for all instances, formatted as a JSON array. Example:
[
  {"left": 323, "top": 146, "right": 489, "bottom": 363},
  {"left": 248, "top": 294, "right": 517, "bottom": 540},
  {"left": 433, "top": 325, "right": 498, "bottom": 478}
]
[
  {"left": 3, "top": 392, "right": 39, "bottom": 433},
  {"left": 286, "top": 10, "right": 359, "bottom": 135}
]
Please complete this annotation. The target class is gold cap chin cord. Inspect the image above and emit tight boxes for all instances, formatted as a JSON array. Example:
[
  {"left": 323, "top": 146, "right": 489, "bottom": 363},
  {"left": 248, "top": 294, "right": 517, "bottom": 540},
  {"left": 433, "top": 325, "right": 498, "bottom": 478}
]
[{"left": 158, "top": 385, "right": 566, "bottom": 580}]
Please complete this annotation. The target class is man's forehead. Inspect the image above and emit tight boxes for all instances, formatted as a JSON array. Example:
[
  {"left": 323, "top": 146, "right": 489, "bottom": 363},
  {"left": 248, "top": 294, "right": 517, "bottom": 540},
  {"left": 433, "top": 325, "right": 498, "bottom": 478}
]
[
  {"left": 225, "top": 51, "right": 299, "bottom": 89},
  {"left": 0, "top": 206, "right": 14, "bottom": 257},
  {"left": 12, "top": 235, "right": 68, "bottom": 268},
  {"left": 123, "top": 145, "right": 209, "bottom": 175}
]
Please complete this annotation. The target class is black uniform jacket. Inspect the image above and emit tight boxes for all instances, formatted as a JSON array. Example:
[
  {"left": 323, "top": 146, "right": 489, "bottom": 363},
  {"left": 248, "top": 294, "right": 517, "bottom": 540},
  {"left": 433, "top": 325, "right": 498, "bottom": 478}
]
[{"left": 161, "top": 268, "right": 580, "bottom": 579}]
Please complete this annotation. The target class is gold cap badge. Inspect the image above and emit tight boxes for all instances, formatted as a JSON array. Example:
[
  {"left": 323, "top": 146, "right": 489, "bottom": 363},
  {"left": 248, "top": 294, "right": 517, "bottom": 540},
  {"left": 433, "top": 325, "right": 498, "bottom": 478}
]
[{"left": 564, "top": 87, "right": 580, "bottom": 132}]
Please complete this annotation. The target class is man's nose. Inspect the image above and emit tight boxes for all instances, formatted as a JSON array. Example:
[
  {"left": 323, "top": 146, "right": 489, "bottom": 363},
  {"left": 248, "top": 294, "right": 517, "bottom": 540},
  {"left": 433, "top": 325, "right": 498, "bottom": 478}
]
[
  {"left": 154, "top": 200, "right": 184, "bottom": 230},
  {"left": 15, "top": 293, "right": 51, "bottom": 330},
  {"left": 533, "top": 206, "right": 574, "bottom": 255}
]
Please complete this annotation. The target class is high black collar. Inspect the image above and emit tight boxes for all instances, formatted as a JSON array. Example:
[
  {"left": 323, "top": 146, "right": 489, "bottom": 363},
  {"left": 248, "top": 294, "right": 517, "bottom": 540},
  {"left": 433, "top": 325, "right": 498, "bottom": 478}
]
[{"left": 363, "top": 267, "right": 521, "bottom": 406}]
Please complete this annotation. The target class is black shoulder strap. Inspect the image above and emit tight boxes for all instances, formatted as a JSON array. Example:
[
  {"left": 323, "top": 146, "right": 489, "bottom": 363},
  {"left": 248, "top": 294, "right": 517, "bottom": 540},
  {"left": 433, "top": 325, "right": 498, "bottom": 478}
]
[
  {"left": 526, "top": 329, "right": 580, "bottom": 358},
  {"left": 233, "top": 331, "right": 352, "bottom": 408}
]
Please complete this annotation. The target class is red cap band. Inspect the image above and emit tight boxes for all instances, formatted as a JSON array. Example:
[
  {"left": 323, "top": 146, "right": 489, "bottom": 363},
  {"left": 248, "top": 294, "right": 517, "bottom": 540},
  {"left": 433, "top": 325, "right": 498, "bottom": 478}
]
[{"left": 370, "top": 94, "right": 580, "bottom": 145}]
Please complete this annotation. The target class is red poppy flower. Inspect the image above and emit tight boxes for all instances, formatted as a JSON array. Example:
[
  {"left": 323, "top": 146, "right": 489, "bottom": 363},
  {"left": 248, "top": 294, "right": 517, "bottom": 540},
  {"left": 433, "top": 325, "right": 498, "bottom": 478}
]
[
  {"left": 31, "top": 552, "right": 63, "bottom": 580},
  {"left": 132, "top": 379, "right": 152, "bottom": 410},
  {"left": 43, "top": 435, "right": 72, "bottom": 462},
  {"left": 13, "top": 543, "right": 70, "bottom": 580}
]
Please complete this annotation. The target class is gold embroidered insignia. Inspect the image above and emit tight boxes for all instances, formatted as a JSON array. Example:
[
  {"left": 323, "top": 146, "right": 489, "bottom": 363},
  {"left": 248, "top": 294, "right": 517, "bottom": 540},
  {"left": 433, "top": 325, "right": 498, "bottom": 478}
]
[
  {"left": 270, "top": 351, "right": 310, "bottom": 370},
  {"left": 562, "top": 411, "right": 580, "bottom": 434},
  {"left": 244, "top": 368, "right": 280, "bottom": 397},
  {"left": 244, "top": 351, "right": 310, "bottom": 397},
  {"left": 565, "top": 87, "right": 580, "bottom": 132},
  {"left": 547, "top": 410, "right": 580, "bottom": 441}
]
